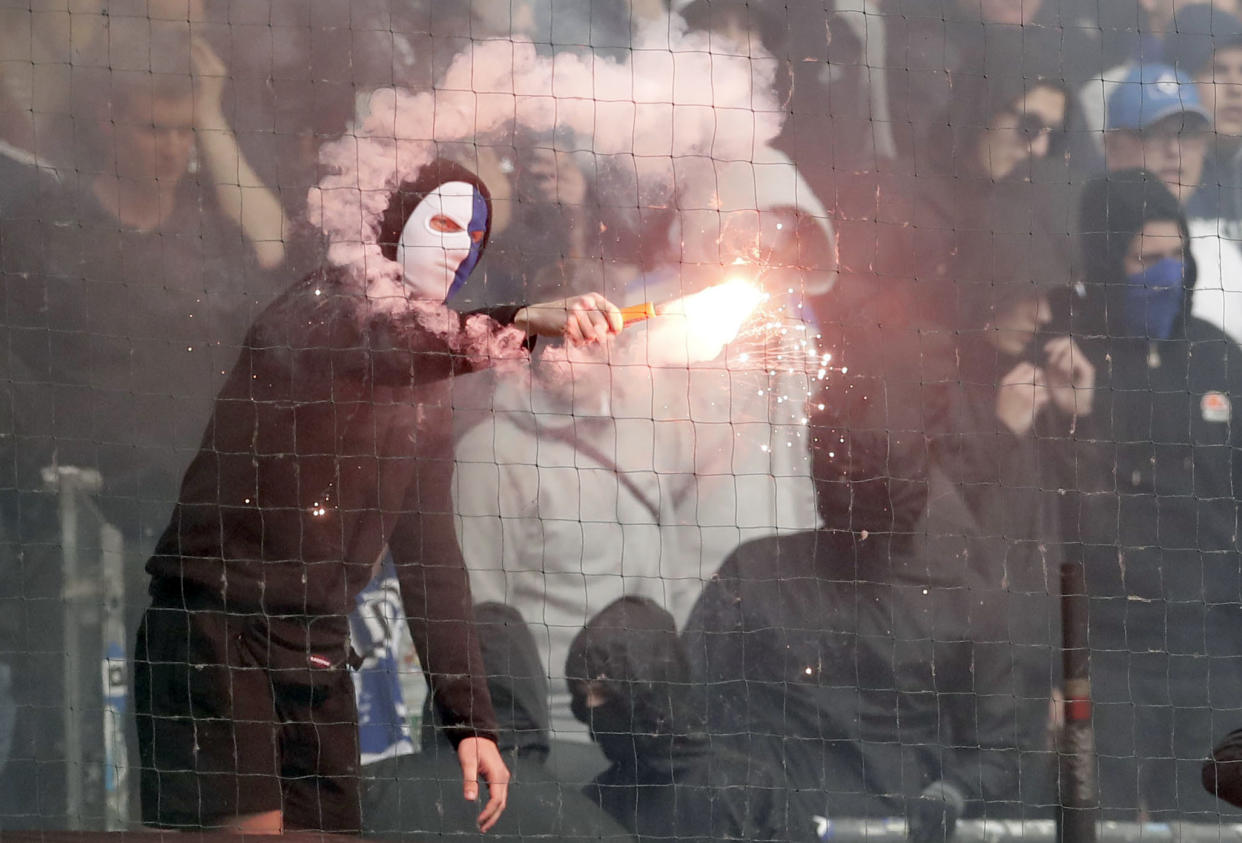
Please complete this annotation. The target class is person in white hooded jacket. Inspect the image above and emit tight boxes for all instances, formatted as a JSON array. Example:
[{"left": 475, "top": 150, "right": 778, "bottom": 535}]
[{"left": 452, "top": 290, "right": 820, "bottom": 769}]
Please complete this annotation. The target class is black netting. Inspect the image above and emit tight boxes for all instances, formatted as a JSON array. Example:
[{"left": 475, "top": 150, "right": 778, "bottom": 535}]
[{"left": 3, "top": 1, "right": 1242, "bottom": 839}]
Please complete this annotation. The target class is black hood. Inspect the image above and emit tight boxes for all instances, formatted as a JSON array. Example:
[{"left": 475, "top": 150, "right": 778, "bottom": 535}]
[
  {"left": 565, "top": 596, "right": 708, "bottom": 773},
  {"left": 1073, "top": 168, "right": 1196, "bottom": 337},
  {"left": 922, "top": 57, "right": 1071, "bottom": 178},
  {"left": 423, "top": 602, "right": 549, "bottom": 762},
  {"left": 376, "top": 157, "right": 493, "bottom": 264}
]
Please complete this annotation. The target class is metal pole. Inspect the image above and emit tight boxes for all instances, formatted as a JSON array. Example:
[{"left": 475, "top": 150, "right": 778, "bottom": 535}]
[
  {"left": 99, "top": 522, "right": 128, "bottom": 830},
  {"left": 1057, "top": 560, "right": 1098, "bottom": 843},
  {"left": 43, "top": 465, "right": 102, "bottom": 831}
]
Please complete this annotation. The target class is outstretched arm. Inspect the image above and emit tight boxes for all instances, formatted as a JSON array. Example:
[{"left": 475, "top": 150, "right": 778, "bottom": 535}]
[{"left": 514, "top": 292, "right": 623, "bottom": 344}]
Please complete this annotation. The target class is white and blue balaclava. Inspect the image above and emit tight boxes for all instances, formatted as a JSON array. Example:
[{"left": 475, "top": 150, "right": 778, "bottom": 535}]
[{"left": 379, "top": 161, "right": 492, "bottom": 303}]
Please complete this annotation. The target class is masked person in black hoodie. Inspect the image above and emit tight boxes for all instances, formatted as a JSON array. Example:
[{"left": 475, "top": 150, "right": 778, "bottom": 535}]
[
  {"left": 133, "top": 158, "right": 624, "bottom": 834},
  {"left": 567, "top": 596, "right": 790, "bottom": 843},
  {"left": 361, "top": 602, "right": 637, "bottom": 841},
  {"left": 1057, "top": 170, "right": 1242, "bottom": 821},
  {"left": 685, "top": 120, "right": 1093, "bottom": 836}
]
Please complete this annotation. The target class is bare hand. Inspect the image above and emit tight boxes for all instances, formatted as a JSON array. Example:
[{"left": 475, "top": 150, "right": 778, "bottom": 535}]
[
  {"left": 996, "top": 361, "right": 1050, "bottom": 437},
  {"left": 190, "top": 37, "right": 228, "bottom": 127},
  {"left": 458, "top": 736, "right": 510, "bottom": 833},
  {"left": 1041, "top": 336, "right": 1095, "bottom": 419},
  {"left": 515, "top": 293, "right": 623, "bottom": 344}
]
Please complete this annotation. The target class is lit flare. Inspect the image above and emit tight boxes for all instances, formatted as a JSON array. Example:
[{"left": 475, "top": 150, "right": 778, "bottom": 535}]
[{"left": 662, "top": 276, "right": 768, "bottom": 351}]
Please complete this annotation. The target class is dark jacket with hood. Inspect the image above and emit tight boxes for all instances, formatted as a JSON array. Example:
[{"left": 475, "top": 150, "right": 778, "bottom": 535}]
[
  {"left": 684, "top": 317, "right": 1063, "bottom": 824},
  {"left": 567, "top": 596, "right": 792, "bottom": 842},
  {"left": 874, "top": 68, "right": 1076, "bottom": 332},
  {"left": 144, "top": 160, "right": 523, "bottom": 745},
  {"left": 1055, "top": 170, "right": 1242, "bottom": 819},
  {"left": 362, "top": 603, "right": 636, "bottom": 841}
]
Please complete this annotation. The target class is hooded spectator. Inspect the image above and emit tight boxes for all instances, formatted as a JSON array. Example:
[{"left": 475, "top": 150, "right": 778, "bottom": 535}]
[
  {"left": 1056, "top": 169, "right": 1242, "bottom": 820},
  {"left": 685, "top": 146, "right": 1089, "bottom": 835},
  {"left": 863, "top": 69, "right": 1071, "bottom": 332},
  {"left": 567, "top": 596, "right": 791, "bottom": 842},
  {"left": 362, "top": 603, "right": 636, "bottom": 841}
]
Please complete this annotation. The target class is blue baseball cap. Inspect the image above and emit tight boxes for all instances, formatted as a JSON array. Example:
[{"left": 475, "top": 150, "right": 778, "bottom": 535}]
[{"left": 1106, "top": 63, "right": 1211, "bottom": 132}]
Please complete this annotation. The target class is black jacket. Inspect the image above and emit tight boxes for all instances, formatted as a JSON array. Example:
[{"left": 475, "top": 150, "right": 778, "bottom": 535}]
[
  {"left": 146, "top": 267, "right": 532, "bottom": 744},
  {"left": 568, "top": 596, "right": 793, "bottom": 842},
  {"left": 685, "top": 323, "right": 1063, "bottom": 821},
  {"left": 1056, "top": 170, "right": 1242, "bottom": 819}
]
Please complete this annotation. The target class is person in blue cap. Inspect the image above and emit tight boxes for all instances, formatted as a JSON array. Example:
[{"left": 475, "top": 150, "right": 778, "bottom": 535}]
[
  {"left": 1102, "top": 61, "right": 1242, "bottom": 347},
  {"left": 1103, "top": 63, "right": 1212, "bottom": 205}
]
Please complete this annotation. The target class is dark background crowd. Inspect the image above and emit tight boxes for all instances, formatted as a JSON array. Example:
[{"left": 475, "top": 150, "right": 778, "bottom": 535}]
[{"left": 5, "top": 0, "right": 1242, "bottom": 839}]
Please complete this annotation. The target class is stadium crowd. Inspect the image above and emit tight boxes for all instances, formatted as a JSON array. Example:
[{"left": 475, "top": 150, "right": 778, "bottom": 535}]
[{"left": 5, "top": 0, "right": 1242, "bottom": 839}]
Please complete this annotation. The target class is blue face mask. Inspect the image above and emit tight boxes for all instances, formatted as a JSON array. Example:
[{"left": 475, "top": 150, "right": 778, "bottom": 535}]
[
  {"left": 445, "top": 189, "right": 489, "bottom": 303},
  {"left": 1123, "top": 256, "right": 1184, "bottom": 340}
]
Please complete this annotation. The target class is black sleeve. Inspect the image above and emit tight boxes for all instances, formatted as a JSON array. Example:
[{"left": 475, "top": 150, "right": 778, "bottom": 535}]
[
  {"left": 254, "top": 284, "right": 535, "bottom": 390},
  {"left": 388, "top": 451, "right": 499, "bottom": 748}
]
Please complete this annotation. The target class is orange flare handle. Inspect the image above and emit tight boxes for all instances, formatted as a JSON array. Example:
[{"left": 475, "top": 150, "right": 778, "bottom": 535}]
[{"left": 619, "top": 301, "right": 657, "bottom": 326}]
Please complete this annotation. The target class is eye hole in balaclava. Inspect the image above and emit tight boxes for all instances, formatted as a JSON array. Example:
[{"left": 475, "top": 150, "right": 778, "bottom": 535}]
[{"left": 377, "top": 160, "right": 492, "bottom": 303}]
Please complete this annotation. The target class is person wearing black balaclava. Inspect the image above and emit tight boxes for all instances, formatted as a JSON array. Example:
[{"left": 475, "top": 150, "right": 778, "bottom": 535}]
[
  {"left": 132, "top": 158, "right": 624, "bottom": 834},
  {"left": 566, "top": 596, "right": 791, "bottom": 843},
  {"left": 685, "top": 89, "right": 1093, "bottom": 833},
  {"left": 1054, "top": 169, "right": 1242, "bottom": 821},
  {"left": 360, "top": 602, "right": 636, "bottom": 842},
  {"left": 684, "top": 311, "right": 1084, "bottom": 839}
]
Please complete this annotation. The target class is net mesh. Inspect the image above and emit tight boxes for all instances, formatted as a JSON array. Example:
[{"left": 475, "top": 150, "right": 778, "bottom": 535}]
[{"left": 2, "top": 0, "right": 1242, "bottom": 838}]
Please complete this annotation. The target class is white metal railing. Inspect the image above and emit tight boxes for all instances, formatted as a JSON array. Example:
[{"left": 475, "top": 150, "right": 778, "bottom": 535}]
[{"left": 41, "top": 465, "right": 129, "bottom": 831}]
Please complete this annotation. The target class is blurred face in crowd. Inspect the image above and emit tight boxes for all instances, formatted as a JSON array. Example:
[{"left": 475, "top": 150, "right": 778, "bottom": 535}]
[
  {"left": 1196, "top": 45, "right": 1242, "bottom": 140},
  {"left": 978, "top": 84, "right": 1066, "bottom": 181},
  {"left": 962, "top": 0, "right": 1043, "bottom": 26},
  {"left": 1138, "top": 0, "right": 1178, "bottom": 33},
  {"left": 1123, "top": 218, "right": 1186, "bottom": 279},
  {"left": 515, "top": 147, "right": 588, "bottom": 207},
  {"left": 1104, "top": 114, "right": 1209, "bottom": 204},
  {"left": 109, "top": 89, "right": 197, "bottom": 184},
  {"left": 987, "top": 290, "right": 1052, "bottom": 356}
]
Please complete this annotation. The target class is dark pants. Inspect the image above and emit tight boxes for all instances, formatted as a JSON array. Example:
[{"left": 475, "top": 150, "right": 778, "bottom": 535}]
[{"left": 133, "top": 590, "right": 362, "bottom": 831}]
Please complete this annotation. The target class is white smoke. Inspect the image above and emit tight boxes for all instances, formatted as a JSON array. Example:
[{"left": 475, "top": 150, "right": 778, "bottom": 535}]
[{"left": 306, "top": 17, "right": 785, "bottom": 301}]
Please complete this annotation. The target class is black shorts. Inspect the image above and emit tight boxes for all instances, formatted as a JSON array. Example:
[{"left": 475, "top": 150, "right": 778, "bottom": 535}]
[{"left": 133, "top": 588, "right": 361, "bottom": 831}]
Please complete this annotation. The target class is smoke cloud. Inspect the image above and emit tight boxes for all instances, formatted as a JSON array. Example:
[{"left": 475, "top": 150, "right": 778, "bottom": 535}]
[{"left": 307, "top": 17, "right": 786, "bottom": 305}]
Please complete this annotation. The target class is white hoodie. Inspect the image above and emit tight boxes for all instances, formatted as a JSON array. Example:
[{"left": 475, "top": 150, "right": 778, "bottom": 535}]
[{"left": 452, "top": 315, "right": 819, "bottom": 742}]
